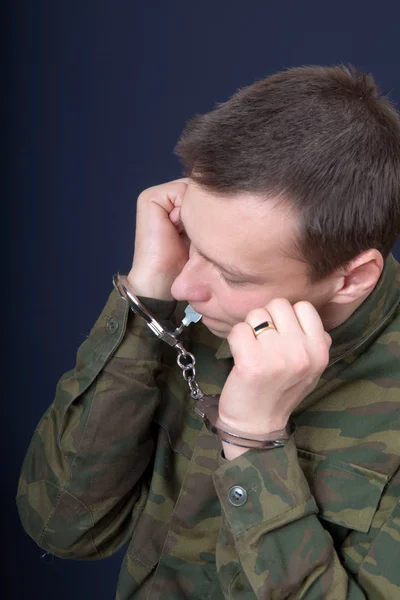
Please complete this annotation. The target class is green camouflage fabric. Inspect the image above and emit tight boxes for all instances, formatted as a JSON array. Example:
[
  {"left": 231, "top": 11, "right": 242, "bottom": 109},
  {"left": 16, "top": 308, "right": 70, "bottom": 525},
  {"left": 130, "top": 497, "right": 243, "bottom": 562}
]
[{"left": 17, "top": 254, "right": 400, "bottom": 599}]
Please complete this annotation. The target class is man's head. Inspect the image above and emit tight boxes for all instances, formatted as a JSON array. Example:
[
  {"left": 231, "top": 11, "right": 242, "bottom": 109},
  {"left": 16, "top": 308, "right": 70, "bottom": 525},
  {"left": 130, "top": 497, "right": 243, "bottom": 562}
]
[{"left": 171, "top": 65, "right": 400, "bottom": 337}]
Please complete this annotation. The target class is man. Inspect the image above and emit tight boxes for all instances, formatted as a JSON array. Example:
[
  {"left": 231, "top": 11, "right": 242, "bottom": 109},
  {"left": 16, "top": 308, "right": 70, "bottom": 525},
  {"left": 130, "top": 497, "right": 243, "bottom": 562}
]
[{"left": 17, "top": 65, "right": 400, "bottom": 598}]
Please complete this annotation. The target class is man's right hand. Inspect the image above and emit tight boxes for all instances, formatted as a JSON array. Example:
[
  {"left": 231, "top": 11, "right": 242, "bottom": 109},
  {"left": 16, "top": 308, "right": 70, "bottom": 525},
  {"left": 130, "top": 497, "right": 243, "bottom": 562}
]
[{"left": 127, "top": 179, "right": 190, "bottom": 300}]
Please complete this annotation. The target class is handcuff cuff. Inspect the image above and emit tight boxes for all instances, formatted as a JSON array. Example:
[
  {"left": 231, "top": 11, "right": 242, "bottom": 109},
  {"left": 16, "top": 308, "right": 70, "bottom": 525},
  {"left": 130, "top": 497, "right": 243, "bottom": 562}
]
[{"left": 113, "top": 273, "right": 295, "bottom": 449}]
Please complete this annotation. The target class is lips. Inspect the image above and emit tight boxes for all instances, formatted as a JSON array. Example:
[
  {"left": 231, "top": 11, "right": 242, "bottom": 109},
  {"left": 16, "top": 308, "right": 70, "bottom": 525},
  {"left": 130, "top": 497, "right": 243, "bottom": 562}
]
[{"left": 190, "top": 309, "right": 224, "bottom": 326}]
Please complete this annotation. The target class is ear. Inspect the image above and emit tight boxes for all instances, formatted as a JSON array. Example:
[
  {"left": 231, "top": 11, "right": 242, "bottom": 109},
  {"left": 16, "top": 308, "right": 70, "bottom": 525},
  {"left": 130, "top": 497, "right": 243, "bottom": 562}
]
[{"left": 330, "top": 249, "right": 384, "bottom": 305}]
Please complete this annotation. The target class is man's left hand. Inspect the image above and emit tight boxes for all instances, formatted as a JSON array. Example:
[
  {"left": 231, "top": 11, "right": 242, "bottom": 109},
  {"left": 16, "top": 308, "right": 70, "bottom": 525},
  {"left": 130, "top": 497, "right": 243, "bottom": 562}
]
[{"left": 219, "top": 298, "right": 332, "bottom": 437}]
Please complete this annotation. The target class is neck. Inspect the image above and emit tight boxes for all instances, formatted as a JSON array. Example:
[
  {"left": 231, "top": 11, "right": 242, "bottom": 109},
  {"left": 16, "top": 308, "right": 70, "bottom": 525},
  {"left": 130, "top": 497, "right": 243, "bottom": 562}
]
[{"left": 318, "top": 290, "right": 373, "bottom": 332}]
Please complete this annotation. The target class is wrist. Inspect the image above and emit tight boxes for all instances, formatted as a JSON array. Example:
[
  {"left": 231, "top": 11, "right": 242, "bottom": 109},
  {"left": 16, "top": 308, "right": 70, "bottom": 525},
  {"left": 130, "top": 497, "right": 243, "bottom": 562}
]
[
  {"left": 218, "top": 413, "right": 289, "bottom": 437},
  {"left": 195, "top": 395, "right": 295, "bottom": 450},
  {"left": 221, "top": 441, "right": 248, "bottom": 461},
  {"left": 127, "top": 269, "right": 175, "bottom": 301}
]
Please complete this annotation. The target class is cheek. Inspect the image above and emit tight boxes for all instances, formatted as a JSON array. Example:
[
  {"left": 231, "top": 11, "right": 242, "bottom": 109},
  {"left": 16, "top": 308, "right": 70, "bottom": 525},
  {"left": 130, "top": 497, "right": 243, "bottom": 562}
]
[{"left": 218, "top": 287, "right": 272, "bottom": 323}]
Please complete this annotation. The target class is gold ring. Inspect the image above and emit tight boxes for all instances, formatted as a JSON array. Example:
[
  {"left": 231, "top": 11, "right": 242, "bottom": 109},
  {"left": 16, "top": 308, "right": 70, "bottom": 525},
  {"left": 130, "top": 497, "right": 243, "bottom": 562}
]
[{"left": 253, "top": 321, "right": 276, "bottom": 337}]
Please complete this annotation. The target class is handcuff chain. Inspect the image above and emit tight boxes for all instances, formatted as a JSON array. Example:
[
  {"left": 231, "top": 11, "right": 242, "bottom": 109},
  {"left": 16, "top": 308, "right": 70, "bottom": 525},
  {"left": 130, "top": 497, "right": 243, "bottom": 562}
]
[{"left": 176, "top": 346, "right": 203, "bottom": 400}]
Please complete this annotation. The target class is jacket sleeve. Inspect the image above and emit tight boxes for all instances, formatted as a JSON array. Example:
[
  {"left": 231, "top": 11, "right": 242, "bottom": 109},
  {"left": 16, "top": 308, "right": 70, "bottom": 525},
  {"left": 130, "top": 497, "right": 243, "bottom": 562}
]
[
  {"left": 16, "top": 288, "right": 176, "bottom": 560},
  {"left": 212, "top": 438, "right": 400, "bottom": 599}
]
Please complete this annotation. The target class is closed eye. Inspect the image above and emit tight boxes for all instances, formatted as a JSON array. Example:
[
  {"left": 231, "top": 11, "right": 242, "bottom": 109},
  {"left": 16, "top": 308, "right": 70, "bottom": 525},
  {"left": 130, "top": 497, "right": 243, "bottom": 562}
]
[{"left": 218, "top": 270, "right": 247, "bottom": 287}]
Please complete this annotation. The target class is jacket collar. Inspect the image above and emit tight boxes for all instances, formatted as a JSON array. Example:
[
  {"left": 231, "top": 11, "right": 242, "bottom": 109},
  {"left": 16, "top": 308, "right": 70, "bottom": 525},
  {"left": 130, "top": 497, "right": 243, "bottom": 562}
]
[{"left": 326, "top": 253, "right": 399, "bottom": 366}]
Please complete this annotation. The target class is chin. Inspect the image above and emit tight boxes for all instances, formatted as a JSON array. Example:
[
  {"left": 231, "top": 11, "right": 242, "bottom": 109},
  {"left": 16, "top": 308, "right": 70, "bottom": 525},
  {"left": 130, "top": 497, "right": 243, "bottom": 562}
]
[
  {"left": 202, "top": 319, "right": 230, "bottom": 338},
  {"left": 206, "top": 327, "right": 228, "bottom": 339}
]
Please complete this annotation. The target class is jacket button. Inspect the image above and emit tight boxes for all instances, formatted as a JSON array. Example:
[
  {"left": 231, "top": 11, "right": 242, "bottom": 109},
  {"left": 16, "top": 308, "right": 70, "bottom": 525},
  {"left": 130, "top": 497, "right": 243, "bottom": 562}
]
[
  {"left": 106, "top": 316, "right": 119, "bottom": 334},
  {"left": 228, "top": 486, "right": 247, "bottom": 507}
]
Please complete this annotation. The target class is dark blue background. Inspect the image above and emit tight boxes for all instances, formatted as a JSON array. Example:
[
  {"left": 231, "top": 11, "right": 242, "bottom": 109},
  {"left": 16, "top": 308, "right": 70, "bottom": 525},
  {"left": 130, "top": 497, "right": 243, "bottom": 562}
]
[{"left": 7, "top": 1, "right": 400, "bottom": 598}]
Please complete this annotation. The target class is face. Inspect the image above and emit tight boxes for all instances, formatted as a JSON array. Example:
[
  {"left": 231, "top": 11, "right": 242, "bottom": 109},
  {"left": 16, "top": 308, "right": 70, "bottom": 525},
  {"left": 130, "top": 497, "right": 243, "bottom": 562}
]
[{"left": 170, "top": 182, "right": 334, "bottom": 338}]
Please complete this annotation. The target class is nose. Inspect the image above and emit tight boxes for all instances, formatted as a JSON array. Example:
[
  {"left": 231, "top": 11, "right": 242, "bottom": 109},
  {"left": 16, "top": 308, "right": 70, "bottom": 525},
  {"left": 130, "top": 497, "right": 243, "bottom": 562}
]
[{"left": 171, "top": 256, "right": 211, "bottom": 303}]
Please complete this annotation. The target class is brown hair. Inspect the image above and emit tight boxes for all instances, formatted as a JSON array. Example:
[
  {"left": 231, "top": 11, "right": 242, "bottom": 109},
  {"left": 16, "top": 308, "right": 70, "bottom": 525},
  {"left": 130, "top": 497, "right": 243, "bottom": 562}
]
[{"left": 175, "top": 65, "right": 400, "bottom": 282}]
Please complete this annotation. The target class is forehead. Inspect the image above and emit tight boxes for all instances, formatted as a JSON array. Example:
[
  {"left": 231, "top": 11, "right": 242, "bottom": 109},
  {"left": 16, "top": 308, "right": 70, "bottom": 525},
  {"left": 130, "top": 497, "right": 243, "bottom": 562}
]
[{"left": 181, "top": 182, "right": 302, "bottom": 275}]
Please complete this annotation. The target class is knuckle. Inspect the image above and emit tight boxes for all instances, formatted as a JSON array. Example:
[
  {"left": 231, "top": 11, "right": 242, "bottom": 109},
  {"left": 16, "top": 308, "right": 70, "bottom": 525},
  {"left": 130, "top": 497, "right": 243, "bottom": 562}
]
[
  {"left": 137, "top": 186, "right": 156, "bottom": 203},
  {"left": 228, "top": 323, "right": 249, "bottom": 347},
  {"left": 246, "top": 307, "right": 270, "bottom": 322},
  {"left": 138, "top": 180, "right": 186, "bottom": 203},
  {"left": 294, "top": 360, "right": 310, "bottom": 377},
  {"left": 266, "top": 297, "right": 291, "bottom": 311},
  {"left": 317, "top": 346, "right": 330, "bottom": 370},
  {"left": 293, "top": 300, "right": 313, "bottom": 311},
  {"left": 291, "top": 350, "right": 311, "bottom": 376},
  {"left": 269, "top": 358, "right": 286, "bottom": 377}
]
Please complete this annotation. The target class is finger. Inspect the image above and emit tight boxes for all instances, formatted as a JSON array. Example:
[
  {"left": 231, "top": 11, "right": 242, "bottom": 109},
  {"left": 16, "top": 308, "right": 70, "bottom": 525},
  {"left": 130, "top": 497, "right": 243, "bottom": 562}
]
[
  {"left": 166, "top": 185, "right": 187, "bottom": 209},
  {"left": 170, "top": 203, "right": 186, "bottom": 237},
  {"left": 263, "top": 298, "right": 303, "bottom": 335},
  {"left": 227, "top": 322, "right": 258, "bottom": 362},
  {"left": 169, "top": 206, "right": 181, "bottom": 226},
  {"left": 291, "top": 301, "right": 326, "bottom": 339},
  {"left": 143, "top": 186, "right": 186, "bottom": 217},
  {"left": 245, "top": 307, "right": 278, "bottom": 338}
]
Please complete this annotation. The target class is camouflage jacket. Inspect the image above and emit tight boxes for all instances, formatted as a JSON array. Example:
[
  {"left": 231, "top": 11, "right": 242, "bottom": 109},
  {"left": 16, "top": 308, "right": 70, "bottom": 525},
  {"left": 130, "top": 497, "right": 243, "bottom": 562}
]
[{"left": 17, "top": 254, "right": 400, "bottom": 599}]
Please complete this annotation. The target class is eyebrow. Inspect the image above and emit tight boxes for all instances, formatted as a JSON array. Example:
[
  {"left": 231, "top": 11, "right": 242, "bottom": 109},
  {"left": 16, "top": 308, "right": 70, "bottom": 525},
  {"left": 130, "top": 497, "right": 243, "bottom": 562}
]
[{"left": 179, "top": 214, "right": 263, "bottom": 281}]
